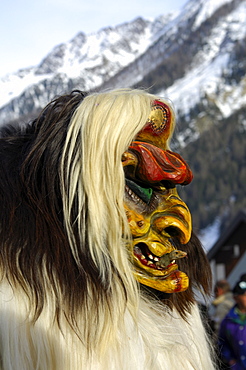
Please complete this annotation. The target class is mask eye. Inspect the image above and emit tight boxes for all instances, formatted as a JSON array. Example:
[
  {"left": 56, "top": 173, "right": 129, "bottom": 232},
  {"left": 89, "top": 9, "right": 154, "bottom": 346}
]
[{"left": 142, "top": 100, "right": 171, "bottom": 136}]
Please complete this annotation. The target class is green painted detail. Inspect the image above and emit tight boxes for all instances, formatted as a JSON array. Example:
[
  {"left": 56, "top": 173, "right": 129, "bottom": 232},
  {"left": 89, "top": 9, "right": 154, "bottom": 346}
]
[
  {"left": 140, "top": 186, "right": 153, "bottom": 201},
  {"left": 126, "top": 179, "right": 153, "bottom": 204}
]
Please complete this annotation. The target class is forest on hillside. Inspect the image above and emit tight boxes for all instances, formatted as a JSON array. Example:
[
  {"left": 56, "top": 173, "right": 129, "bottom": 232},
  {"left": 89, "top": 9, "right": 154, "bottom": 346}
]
[
  {"left": 134, "top": 0, "right": 241, "bottom": 93},
  {"left": 174, "top": 32, "right": 246, "bottom": 235},
  {"left": 2, "top": 2, "right": 245, "bottom": 238},
  {"left": 178, "top": 106, "right": 246, "bottom": 235}
]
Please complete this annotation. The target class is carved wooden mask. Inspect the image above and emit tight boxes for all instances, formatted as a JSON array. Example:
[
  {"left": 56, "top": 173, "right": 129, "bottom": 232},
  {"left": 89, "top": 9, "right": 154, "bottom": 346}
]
[{"left": 122, "top": 101, "right": 193, "bottom": 293}]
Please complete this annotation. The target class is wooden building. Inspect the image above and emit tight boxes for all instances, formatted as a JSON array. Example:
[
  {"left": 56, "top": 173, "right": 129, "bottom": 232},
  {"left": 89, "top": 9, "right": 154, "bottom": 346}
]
[{"left": 207, "top": 209, "right": 246, "bottom": 288}]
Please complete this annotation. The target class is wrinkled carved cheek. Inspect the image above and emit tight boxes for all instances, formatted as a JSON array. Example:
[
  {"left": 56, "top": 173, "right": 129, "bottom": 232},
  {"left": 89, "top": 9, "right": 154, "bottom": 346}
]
[
  {"left": 124, "top": 204, "right": 150, "bottom": 238},
  {"left": 124, "top": 188, "right": 192, "bottom": 246},
  {"left": 124, "top": 190, "right": 191, "bottom": 293}
]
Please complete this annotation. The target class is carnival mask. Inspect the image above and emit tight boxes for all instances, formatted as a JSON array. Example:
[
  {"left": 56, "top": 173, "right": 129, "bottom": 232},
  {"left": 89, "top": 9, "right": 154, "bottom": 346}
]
[{"left": 122, "top": 101, "right": 193, "bottom": 293}]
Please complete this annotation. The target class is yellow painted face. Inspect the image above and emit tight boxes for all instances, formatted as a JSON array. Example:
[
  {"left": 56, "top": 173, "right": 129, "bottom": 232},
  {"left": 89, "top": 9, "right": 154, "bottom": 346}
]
[{"left": 122, "top": 101, "right": 193, "bottom": 293}]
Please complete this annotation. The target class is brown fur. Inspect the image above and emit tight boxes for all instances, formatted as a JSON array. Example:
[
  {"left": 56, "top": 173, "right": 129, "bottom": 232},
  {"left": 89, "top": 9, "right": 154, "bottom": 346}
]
[{"left": 0, "top": 90, "right": 212, "bottom": 327}]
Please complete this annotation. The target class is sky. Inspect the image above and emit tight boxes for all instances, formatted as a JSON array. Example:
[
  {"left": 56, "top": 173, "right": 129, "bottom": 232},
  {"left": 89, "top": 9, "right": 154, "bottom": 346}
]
[{"left": 0, "top": 0, "right": 187, "bottom": 77}]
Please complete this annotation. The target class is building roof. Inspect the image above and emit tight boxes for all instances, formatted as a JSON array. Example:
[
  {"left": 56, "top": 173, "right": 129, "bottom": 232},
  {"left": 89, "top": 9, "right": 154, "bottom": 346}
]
[{"left": 207, "top": 209, "right": 246, "bottom": 260}]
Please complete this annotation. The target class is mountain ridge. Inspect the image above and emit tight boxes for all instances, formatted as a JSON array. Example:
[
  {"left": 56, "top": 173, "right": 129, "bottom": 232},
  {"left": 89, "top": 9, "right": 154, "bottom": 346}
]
[{"left": 1, "top": 0, "right": 245, "bottom": 249}]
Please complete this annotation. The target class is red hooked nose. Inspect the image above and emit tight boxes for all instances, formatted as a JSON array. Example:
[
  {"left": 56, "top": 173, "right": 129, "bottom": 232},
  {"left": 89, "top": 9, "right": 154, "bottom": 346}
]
[{"left": 128, "top": 141, "right": 193, "bottom": 186}]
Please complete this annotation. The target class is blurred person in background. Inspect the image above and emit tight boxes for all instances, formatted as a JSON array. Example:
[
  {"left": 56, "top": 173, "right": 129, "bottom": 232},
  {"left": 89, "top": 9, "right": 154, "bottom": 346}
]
[
  {"left": 209, "top": 279, "right": 234, "bottom": 337},
  {"left": 218, "top": 277, "right": 246, "bottom": 369}
]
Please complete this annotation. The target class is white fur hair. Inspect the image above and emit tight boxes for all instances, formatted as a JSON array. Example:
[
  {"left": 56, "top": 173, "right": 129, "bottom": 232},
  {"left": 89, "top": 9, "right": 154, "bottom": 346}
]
[
  {"left": 0, "top": 281, "right": 215, "bottom": 369},
  {"left": 0, "top": 88, "right": 216, "bottom": 369}
]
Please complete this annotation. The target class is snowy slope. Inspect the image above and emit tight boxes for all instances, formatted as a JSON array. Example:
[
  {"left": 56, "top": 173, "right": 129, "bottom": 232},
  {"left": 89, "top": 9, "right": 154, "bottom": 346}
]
[
  {"left": 0, "top": 0, "right": 245, "bottom": 128},
  {"left": 0, "top": 0, "right": 245, "bottom": 248},
  {"left": 161, "top": 0, "right": 246, "bottom": 119},
  {"left": 199, "top": 218, "right": 221, "bottom": 252},
  {"left": 0, "top": 15, "right": 172, "bottom": 124},
  {"left": 184, "top": 0, "right": 233, "bottom": 30},
  {"left": 96, "top": 0, "right": 246, "bottom": 128}
]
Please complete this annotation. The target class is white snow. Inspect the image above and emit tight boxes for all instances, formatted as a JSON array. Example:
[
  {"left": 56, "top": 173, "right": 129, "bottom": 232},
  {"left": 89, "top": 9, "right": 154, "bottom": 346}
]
[
  {"left": 0, "top": 18, "right": 160, "bottom": 112},
  {"left": 199, "top": 218, "right": 221, "bottom": 252},
  {"left": 192, "top": 0, "right": 233, "bottom": 31},
  {"left": 0, "top": 70, "right": 52, "bottom": 107},
  {"left": 162, "top": 53, "right": 230, "bottom": 116},
  {"left": 0, "top": 0, "right": 245, "bottom": 127},
  {"left": 216, "top": 78, "right": 246, "bottom": 117},
  {"left": 160, "top": 0, "right": 246, "bottom": 119}
]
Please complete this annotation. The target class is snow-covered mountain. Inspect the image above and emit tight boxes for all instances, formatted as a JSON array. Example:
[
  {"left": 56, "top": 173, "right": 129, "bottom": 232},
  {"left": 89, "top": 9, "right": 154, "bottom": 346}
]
[
  {"left": 163, "top": 0, "right": 246, "bottom": 119},
  {"left": 0, "top": 14, "right": 172, "bottom": 124},
  {"left": 1, "top": 0, "right": 245, "bottom": 131},
  {"left": 0, "top": 0, "right": 245, "bottom": 246},
  {"left": 1, "top": 0, "right": 245, "bottom": 125},
  {"left": 99, "top": 0, "right": 246, "bottom": 147}
]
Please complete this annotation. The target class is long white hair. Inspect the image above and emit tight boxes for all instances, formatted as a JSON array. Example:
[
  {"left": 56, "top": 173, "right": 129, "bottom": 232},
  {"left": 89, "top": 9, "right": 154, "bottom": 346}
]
[
  {"left": 0, "top": 88, "right": 215, "bottom": 369},
  {"left": 61, "top": 88, "right": 161, "bottom": 352}
]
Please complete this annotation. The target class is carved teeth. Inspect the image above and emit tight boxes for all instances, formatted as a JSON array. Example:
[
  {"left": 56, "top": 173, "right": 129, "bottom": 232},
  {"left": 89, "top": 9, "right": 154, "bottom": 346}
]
[
  {"left": 134, "top": 243, "right": 183, "bottom": 270},
  {"left": 125, "top": 185, "right": 145, "bottom": 207}
]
